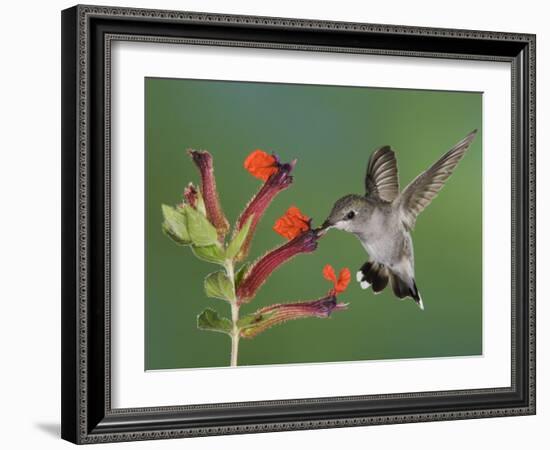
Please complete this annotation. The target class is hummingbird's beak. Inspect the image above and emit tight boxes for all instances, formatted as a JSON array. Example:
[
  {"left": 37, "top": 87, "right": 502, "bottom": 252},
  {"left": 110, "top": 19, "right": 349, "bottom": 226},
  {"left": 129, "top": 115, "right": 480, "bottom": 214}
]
[{"left": 317, "top": 220, "right": 333, "bottom": 236}]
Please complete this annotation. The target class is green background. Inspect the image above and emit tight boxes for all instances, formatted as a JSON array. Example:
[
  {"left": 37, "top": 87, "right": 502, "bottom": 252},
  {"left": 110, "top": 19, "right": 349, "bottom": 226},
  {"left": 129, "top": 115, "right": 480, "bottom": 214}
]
[{"left": 145, "top": 77, "right": 482, "bottom": 370}]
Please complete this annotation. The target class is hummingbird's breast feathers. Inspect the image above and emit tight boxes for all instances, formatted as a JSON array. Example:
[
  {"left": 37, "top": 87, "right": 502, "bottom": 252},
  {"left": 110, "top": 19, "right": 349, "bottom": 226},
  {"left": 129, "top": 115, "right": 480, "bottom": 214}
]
[{"left": 357, "top": 205, "right": 407, "bottom": 266}]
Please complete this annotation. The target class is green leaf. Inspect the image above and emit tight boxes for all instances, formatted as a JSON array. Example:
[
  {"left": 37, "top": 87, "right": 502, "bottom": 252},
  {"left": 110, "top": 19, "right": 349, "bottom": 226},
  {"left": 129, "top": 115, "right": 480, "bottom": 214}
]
[
  {"left": 161, "top": 204, "right": 191, "bottom": 245},
  {"left": 234, "top": 262, "right": 251, "bottom": 288},
  {"left": 197, "top": 308, "right": 232, "bottom": 334},
  {"left": 237, "top": 313, "right": 265, "bottom": 329},
  {"left": 204, "top": 271, "right": 234, "bottom": 301},
  {"left": 191, "top": 244, "right": 226, "bottom": 265},
  {"left": 184, "top": 206, "right": 218, "bottom": 247},
  {"left": 162, "top": 223, "right": 189, "bottom": 246},
  {"left": 226, "top": 215, "right": 254, "bottom": 260}
]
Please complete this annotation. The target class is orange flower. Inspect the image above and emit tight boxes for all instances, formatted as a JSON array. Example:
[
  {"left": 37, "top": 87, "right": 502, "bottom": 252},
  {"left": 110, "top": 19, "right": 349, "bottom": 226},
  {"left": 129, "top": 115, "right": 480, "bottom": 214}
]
[
  {"left": 323, "top": 264, "right": 351, "bottom": 294},
  {"left": 273, "top": 206, "right": 311, "bottom": 240},
  {"left": 244, "top": 150, "right": 279, "bottom": 181},
  {"left": 234, "top": 155, "right": 296, "bottom": 261}
]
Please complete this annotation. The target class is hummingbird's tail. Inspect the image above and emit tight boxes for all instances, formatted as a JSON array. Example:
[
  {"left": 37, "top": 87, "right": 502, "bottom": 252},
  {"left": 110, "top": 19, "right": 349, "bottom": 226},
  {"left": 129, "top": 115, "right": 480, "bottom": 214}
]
[
  {"left": 389, "top": 273, "right": 424, "bottom": 311},
  {"left": 357, "top": 261, "right": 424, "bottom": 310}
]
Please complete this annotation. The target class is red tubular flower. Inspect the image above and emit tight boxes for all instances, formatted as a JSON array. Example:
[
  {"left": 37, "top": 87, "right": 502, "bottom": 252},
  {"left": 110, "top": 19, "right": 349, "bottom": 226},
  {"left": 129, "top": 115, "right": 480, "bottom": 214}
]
[
  {"left": 323, "top": 265, "right": 351, "bottom": 295},
  {"left": 234, "top": 154, "right": 296, "bottom": 260},
  {"left": 188, "top": 149, "right": 230, "bottom": 238},
  {"left": 236, "top": 229, "right": 319, "bottom": 304},
  {"left": 240, "top": 295, "right": 348, "bottom": 338},
  {"left": 273, "top": 206, "right": 311, "bottom": 240}
]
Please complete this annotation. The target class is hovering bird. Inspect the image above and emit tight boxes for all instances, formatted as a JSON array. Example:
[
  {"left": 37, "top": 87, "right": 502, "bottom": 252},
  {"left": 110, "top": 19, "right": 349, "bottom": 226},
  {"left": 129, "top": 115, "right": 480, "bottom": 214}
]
[{"left": 320, "top": 130, "right": 478, "bottom": 310}]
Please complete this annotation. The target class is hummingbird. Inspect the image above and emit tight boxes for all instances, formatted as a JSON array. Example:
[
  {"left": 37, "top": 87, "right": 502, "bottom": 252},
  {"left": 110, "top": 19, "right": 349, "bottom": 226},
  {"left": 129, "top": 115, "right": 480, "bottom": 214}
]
[{"left": 320, "top": 130, "right": 478, "bottom": 310}]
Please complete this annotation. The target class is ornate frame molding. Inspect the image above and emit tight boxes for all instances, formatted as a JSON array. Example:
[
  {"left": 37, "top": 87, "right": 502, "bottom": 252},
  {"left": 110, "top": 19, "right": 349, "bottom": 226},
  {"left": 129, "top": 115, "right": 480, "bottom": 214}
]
[{"left": 61, "top": 4, "right": 535, "bottom": 444}]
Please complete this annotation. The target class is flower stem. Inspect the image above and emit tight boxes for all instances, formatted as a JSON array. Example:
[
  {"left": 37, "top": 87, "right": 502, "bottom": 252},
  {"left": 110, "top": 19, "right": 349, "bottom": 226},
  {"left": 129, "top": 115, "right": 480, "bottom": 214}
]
[
  {"left": 225, "top": 260, "right": 240, "bottom": 367},
  {"left": 230, "top": 301, "right": 240, "bottom": 367}
]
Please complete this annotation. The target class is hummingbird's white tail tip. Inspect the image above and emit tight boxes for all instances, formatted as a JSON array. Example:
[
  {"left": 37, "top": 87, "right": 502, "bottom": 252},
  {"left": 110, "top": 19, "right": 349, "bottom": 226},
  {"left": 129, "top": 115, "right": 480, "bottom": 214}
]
[{"left": 417, "top": 298, "right": 425, "bottom": 311}]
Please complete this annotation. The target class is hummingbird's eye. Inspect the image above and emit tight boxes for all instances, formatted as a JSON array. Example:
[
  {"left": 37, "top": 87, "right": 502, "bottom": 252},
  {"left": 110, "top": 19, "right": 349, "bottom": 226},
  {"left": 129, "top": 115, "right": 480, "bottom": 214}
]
[{"left": 346, "top": 210, "right": 356, "bottom": 220}]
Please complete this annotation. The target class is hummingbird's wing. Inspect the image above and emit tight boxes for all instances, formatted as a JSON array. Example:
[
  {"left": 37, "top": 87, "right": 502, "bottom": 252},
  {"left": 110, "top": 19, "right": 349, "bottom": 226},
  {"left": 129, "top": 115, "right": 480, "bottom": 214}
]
[
  {"left": 365, "top": 146, "right": 400, "bottom": 202},
  {"left": 397, "top": 129, "right": 478, "bottom": 230}
]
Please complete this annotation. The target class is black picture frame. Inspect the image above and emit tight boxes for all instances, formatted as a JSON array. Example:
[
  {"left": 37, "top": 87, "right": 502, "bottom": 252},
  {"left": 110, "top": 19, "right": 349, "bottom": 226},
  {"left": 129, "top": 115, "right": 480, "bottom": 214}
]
[{"left": 61, "top": 4, "right": 536, "bottom": 444}]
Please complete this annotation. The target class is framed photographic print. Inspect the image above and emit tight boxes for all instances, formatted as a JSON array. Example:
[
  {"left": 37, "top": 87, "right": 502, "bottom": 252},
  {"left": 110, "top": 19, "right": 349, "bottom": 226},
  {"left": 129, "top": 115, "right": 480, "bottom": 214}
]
[{"left": 61, "top": 4, "right": 536, "bottom": 444}]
